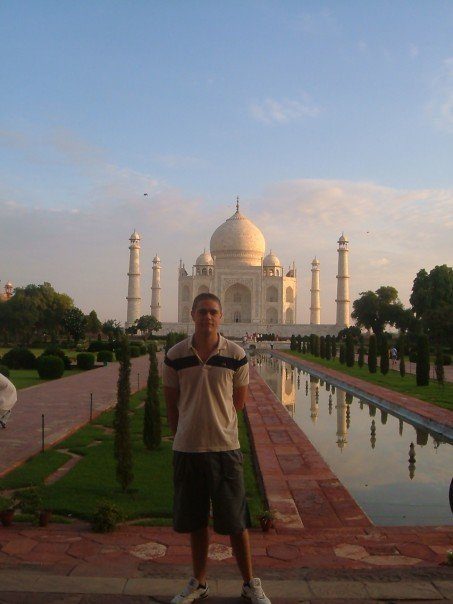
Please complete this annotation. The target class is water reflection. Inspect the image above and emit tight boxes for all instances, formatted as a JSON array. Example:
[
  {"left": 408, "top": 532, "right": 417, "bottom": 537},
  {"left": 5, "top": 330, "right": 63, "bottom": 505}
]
[{"left": 254, "top": 353, "right": 453, "bottom": 525}]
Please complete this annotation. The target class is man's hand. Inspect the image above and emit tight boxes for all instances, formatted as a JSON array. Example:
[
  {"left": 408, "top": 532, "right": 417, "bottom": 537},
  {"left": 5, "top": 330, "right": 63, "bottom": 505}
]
[
  {"left": 164, "top": 386, "right": 180, "bottom": 436},
  {"left": 233, "top": 385, "right": 248, "bottom": 411}
]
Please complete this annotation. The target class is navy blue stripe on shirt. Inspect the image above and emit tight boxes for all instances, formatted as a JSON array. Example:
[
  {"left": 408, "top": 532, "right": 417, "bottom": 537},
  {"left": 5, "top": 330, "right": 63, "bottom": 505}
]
[{"left": 165, "top": 354, "right": 248, "bottom": 372}]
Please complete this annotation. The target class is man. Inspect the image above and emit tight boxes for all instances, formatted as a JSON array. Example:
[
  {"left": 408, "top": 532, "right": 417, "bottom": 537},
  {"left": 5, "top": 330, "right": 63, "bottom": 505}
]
[
  {"left": 0, "top": 372, "right": 17, "bottom": 429},
  {"left": 163, "top": 293, "right": 271, "bottom": 604}
]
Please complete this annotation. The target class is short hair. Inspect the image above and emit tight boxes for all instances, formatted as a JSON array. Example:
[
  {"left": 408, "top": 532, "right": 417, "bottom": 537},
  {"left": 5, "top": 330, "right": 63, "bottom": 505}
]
[{"left": 191, "top": 292, "right": 222, "bottom": 312}]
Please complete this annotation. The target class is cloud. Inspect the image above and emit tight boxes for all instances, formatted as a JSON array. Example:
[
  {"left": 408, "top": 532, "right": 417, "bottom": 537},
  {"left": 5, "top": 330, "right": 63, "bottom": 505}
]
[
  {"left": 155, "top": 154, "right": 205, "bottom": 169},
  {"left": 369, "top": 258, "right": 389, "bottom": 268},
  {"left": 427, "top": 57, "right": 453, "bottom": 132},
  {"left": 409, "top": 44, "right": 419, "bottom": 58},
  {"left": 250, "top": 96, "right": 320, "bottom": 124}
]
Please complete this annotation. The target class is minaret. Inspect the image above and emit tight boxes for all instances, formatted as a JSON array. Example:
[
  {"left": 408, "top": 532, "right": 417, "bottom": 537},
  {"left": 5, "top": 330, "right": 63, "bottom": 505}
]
[
  {"left": 310, "top": 257, "right": 321, "bottom": 324},
  {"left": 336, "top": 234, "right": 350, "bottom": 327},
  {"left": 126, "top": 230, "right": 141, "bottom": 328},
  {"left": 150, "top": 254, "right": 162, "bottom": 321}
]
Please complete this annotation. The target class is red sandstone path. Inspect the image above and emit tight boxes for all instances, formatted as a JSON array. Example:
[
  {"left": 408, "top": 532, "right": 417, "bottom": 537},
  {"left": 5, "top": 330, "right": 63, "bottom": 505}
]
[
  {"left": 0, "top": 358, "right": 451, "bottom": 580},
  {"left": 0, "top": 357, "right": 150, "bottom": 478}
]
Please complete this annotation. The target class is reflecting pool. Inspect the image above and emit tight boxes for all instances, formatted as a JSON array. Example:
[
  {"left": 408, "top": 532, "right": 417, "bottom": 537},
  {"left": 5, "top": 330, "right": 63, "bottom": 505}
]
[{"left": 253, "top": 354, "right": 453, "bottom": 526}]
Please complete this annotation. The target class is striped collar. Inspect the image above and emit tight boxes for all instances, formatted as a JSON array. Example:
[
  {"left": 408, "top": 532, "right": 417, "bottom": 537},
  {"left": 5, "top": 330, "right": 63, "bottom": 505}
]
[{"left": 188, "top": 333, "right": 227, "bottom": 354}]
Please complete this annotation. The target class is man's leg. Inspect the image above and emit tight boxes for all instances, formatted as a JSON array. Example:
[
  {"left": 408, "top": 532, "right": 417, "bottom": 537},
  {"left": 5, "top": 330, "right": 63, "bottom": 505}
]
[
  {"left": 190, "top": 526, "right": 209, "bottom": 585},
  {"left": 230, "top": 528, "right": 253, "bottom": 583}
]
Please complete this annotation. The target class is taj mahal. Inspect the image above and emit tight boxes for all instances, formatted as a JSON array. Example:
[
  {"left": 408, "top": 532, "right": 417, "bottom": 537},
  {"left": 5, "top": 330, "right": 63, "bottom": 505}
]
[{"left": 126, "top": 199, "right": 350, "bottom": 338}]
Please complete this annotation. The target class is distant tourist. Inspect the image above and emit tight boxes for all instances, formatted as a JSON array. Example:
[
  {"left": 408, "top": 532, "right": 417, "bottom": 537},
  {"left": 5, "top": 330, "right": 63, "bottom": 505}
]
[
  {"left": 390, "top": 346, "right": 397, "bottom": 366},
  {"left": 0, "top": 373, "right": 17, "bottom": 429},
  {"left": 163, "top": 293, "right": 271, "bottom": 604}
]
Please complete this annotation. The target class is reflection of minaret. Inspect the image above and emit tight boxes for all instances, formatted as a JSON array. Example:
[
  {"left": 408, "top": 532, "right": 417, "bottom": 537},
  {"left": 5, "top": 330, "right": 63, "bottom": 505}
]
[
  {"left": 310, "top": 377, "right": 319, "bottom": 422},
  {"left": 310, "top": 257, "right": 320, "bottom": 324},
  {"left": 336, "top": 234, "right": 350, "bottom": 327},
  {"left": 336, "top": 389, "right": 348, "bottom": 449},
  {"left": 126, "top": 230, "right": 141, "bottom": 328},
  {"left": 282, "top": 365, "right": 296, "bottom": 415},
  {"left": 150, "top": 254, "right": 162, "bottom": 321},
  {"left": 408, "top": 442, "right": 416, "bottom": 479}
]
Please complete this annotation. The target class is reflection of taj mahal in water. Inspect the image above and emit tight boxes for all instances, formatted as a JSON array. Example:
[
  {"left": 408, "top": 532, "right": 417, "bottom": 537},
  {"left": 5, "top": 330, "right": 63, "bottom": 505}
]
[{"left": 126, "top": 199, "right": 351, "bottom": 336}]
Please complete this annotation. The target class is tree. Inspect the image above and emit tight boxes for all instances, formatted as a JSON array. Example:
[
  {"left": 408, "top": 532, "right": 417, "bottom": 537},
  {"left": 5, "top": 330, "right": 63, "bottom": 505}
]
[
  {"left": 339, "top": 343, "right": 346, "bottom": 364},
  {"left": 63, "top": 307, "right": 87, "bottom": 346},
  {"left": 143, "top": 342, "right": 161, "bottom": 450},
  {"left": 398, "top": 334, "right": 406, "bottom": 378},
  {"left": 352, "top": 286, "right": 405, "bottom": 338},
  {"left": 331, "top": 337, "right": 337, "bottom": 359},
  {"left": 325, "top": 335, "right": 332, "bottom": 360},
  {"left": 368, "top": 335, "right": 377, "bottom": 373},
  {"left": 345, "top": 333, "right": 355, "bottom": 367},
  {"left": 114, "top": 336, "right": 134, "bottom": 491},
  {"left": 102, "top": 319, "right": 123, "bottom": 342},
  {"left": 320, "top": 336, "right": 326, "bottom": 359},
  {"left": 435, "top": 345, "right": 444, "bottom": 386},
  {"left": 358, "top": 342, "right": 365, "bottom": 368},
  {"left": 133, "top": 315, "right": 162, "bottom": 340},
  {"left": 380, "top": 338, "right": 389, "bottom": 375},
  {"left": 416, "top": 335, "right": 430, "bottom": 386},
  {"left": 86, "top": 310, "right": 102, "bottom": 337},
  {"left": 410, "top": 265, "right": 453, "bottom": 346}
]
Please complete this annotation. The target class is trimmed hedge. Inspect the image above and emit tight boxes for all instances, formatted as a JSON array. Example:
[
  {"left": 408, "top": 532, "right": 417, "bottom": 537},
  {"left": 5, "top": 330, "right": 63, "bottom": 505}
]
[
  {"left": 42, "top": 346, "right": 71, "bottom": 369},
  {"left": 37, "top": 355, "right": 65, "bottom": 379},
  {"left": 129, "top": 346, "right": 141, "bottom": 358},
  {"left": 77, "top": 352, "right": 95, "bottom": 370},
  {"left": 0, "top": 364, "right": 10, "bottom": 378},
  {"left": 87, "top": 341, "right": 114, "bottom": 352},
  {"left": 97, "top": 350, "right": 114, "bottom": 363},
  {"left": 2, "top": 347, "right": 36, "bottom": 370}
]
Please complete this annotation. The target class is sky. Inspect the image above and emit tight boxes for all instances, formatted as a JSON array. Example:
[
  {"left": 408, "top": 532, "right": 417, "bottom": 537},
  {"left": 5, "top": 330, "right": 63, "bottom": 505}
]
[{"left": 1, "top": 0, "right": 452, "bottom": 325}]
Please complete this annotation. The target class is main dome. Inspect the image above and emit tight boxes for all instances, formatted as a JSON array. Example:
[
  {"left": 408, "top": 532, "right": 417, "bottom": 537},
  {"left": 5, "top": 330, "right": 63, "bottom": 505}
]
[{"left": 210, "top": 208, "right": 266, "bottom": 267}]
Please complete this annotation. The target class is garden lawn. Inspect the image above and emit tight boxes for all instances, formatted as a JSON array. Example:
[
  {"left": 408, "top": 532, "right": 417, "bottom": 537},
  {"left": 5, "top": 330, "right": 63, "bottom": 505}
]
[
  {"left": 0, "top": 385, "right": 264, "bottom": 526},
  {"left": 288, "top": 352, "right": 453, "bottom": 411},
  {"left": 8, "top": 368, "right": 82, "bottom": 390}
]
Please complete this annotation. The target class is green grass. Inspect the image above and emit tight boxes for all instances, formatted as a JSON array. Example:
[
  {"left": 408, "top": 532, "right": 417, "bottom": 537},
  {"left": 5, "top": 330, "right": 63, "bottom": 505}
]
[
  {"left": 287, "top": 351, "right": 453, "bottom": 410},
  {"left": 0, "top": 385, "right": 264, "bottom": 526},
  {"left": 7, "top": 368, "right": 84, "bottom": 390}
]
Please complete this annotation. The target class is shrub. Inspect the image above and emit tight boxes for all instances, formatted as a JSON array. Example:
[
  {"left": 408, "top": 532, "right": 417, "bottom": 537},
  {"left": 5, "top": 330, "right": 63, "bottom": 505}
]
[
  {"left": 368, "top": 335, "right": 377, "bottom": 373},
  {"left": 345, "top": 334, "right": 355, "bottom": 367},
  {"left": 143, "top": 342, "right": 161, "bottom": 450},
  {"left": 443, "top": 354, "right": 452, "bottom": 366},
  {"left": 37, "top": 355, "right": 65, "bottom": 379},
  {"left": 331, "top": 337, "right": 337, "bottom": 359},
  {"left": 15, "top": 487, "right": 43, "bottom": 514},
  {"left": 435, "top": 347, "right": 444, "bottom": 386},
  {"left": 2, "top": 347, "right": 36, "bottom": 370},
  {"left": 42, "top": 346, "right": 71, "bottom": 369},
  {"left": 416, "top": 335, "right": 430, "bottom": 386},
  {"left": 0, "top": 364, "right": 10, "bottom": 378},
  {"left": 97, "top": 350, "right": 114, "bottom": 363},
  {"left": 358, "top": 345, "right": 365, "bottom": 368},
  {"left": 380, "top": 339, "right": 389, "bottom": 375},
  {"left": 76, "top": 353, "right": 95, "bottom": 370},
  {"left": 320, "top": 336, "right": 326, "bottom": 359},
  {"left": 325, "top": 335, "right": 331, "bottom": 360},
  {"left": 114, "top": 336, "right": 133, "bottom": 492},
  {"left": 339, "top": 343, "right": 346, "bottom": 364},
  {"left": 87, "top": 341, "right": 114, "bottom": 353},
  {"left": 92, "top": 500, "right": 123, "bottom": 533},
  {"left": 129, "top": 346, "right": 141, "bottom": 358}
]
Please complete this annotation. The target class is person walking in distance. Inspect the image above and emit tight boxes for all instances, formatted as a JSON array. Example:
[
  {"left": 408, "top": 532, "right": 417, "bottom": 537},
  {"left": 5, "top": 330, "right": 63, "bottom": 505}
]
[{"left": 163, "top": 293, "right": 271, "bottom": 604}]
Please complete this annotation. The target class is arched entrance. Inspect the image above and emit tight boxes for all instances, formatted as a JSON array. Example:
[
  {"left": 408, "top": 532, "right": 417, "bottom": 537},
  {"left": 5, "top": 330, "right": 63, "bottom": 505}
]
[{"left": 224, "top": 283, "right": 252, "bottom": 323}]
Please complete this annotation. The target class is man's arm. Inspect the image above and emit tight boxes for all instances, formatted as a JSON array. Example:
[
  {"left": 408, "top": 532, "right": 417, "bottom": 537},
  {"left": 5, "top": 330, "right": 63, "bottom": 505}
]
[
  {"left": 233, "top": 385, "right": 248, "bottom": 412},
  {"left": 164, "top": 386, "right": 180, "bottom": 436}
]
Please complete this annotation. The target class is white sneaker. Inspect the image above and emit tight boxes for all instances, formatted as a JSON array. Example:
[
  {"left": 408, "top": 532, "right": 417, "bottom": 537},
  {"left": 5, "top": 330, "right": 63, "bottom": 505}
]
[
  {"left": 171, "top": 577, "right": 209, "bottom": 604},
  {"left": 241, "top": 578, "right": 271, "bottom": 603}
]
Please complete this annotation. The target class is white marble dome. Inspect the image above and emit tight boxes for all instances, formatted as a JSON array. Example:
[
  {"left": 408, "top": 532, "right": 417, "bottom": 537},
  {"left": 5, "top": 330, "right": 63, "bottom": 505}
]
[
  {"left": 263, "top": 251, "right": 281, "bottom": 267},
  {"left": 195, "top": 250, "right": 214, "bottom": 266},
  {"left": 210, "top": 209, "right": 265, "bottom": 267}
]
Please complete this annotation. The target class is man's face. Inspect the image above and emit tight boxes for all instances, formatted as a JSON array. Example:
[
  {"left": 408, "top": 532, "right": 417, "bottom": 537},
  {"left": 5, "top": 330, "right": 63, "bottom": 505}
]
[{"left": 191, "top": 299, "right": 222, "bottom": 335}]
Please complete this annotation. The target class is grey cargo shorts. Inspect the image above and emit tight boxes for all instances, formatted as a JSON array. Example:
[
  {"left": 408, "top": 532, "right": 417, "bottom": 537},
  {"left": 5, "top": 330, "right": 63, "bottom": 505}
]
[{"left": 172, "top": 449, "right": 248, "bottom": 535}]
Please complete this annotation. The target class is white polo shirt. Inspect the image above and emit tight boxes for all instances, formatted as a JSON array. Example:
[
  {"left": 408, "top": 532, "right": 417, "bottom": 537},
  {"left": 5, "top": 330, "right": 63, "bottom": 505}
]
[{"left": 163, "top": 335, "right": 249, "bottom": 452}]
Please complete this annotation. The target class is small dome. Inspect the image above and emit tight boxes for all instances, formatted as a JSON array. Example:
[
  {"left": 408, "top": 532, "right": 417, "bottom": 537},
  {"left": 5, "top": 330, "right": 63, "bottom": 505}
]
[
  {"left": 338, "top": 233, "right": 348, "bottom": 243},
  {"left": 263, "top": 251, "right": 281, "bottom": 267},
  {"left": 311, "top": 257, "right": 320, "bottom": 266},
  {"left": 196, "top": 250, "right": 214, "bottom": 266},
  {"left": 130, "top": 230, "right": 140, "bottom": 240},
  {"left": 153, "top": 254, "right": 161, "bottom": 263}
]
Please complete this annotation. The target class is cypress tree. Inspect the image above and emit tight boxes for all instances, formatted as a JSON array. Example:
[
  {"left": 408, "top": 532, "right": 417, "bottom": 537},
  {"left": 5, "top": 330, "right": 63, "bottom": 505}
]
[
  {"left": 290, "top": 335, "right": 296, "bottom": 351},
  {"left": 368, "top": 335, "right": 377, "bottom": 373},
  {"left": 339, "top": 343, "right": 346, "bottom": 364},
  {"left": 302, "top": 341, "right": 306, "bottom": 354},
  {"left": 358, "top": 344, "right": 365, "bottom": 368},
  {"left": 380, "top": 338, "right": 389, "bottom": 375},
  {"left": 320, "top": 336, "right": 326, "bottom": 359},
  {"left": 416, "top": 335, "right": 430, "bottom": 386},
  {"left": 314, "top": 335, "right": 320, "bottom": 357},
  {"left": 398, "top": 334, "right": 406, "bottom": 378},
  {"left": 114, "top": 335, "right": 134, "bottom": 492},
  {"left": 331, "top": 336, "right": 337, "bottom": 359},
  {"left": 143, "top": 342, "right": 161, "bottom": 450},
  {"left": 345, "top": 333, "right": 355, "bottom": 367},
  {"left": 435, "top": 344, "right": 444, "bottom": 387},
  {"left": 310, "top": 334, "right": 315, "bottom": 355},
  {"left": 297, "top": 335, "right": 302, "bottom": 352},
  {"left": 325, "top": 335, "right": 332, "bottom": 360}
]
